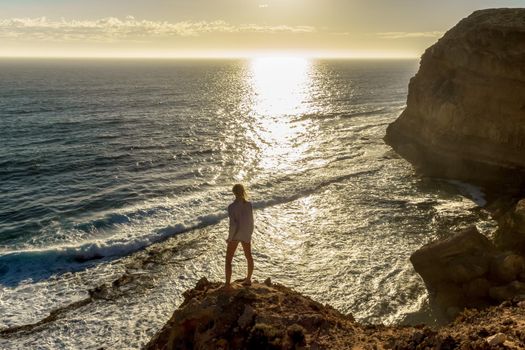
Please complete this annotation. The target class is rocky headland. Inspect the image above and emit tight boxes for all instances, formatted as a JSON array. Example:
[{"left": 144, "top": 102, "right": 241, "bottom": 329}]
[
  {"left": 384, "top": 8, "right": 525, "bottom": 187},
  {"left": 146, "top": 8, "right": 525, "bottom": 350}
]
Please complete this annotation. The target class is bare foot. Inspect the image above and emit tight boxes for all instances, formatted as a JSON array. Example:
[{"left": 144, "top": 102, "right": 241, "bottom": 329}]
[
  {"left": 222, "top": 283, "right": 234, "bottom": 290},
  {"left": 241, "top": 278, "right": 252, "bottom": 286}
]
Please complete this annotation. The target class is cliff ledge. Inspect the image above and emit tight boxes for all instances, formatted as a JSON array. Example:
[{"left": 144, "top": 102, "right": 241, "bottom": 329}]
[{"left": 145, "top": 278, "right": 525, "bottom": 350}]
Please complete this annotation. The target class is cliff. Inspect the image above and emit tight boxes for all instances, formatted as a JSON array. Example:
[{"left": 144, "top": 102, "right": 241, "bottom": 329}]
[
  {"left": 384, "top": 8, "right": 525, "bottom": 186},
  {"left": 145, "top": 278, "right": 525, "bottom": 350},
  {"left": 381, "top": 6, "right": 525, "bottom": 331}
]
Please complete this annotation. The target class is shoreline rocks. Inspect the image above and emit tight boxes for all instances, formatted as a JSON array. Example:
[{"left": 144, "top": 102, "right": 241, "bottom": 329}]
[
  {"left": 384, "top": 8, "right": 525, "bottom": 188},
  {"left": 410, "top": 226, "right": 525, "bottom": 317},
  {"left": 383, "top": 6, "right": 525, "bottom": 317},
  {"left": 495, "top": 199, "right": 525, "bottom": 254}
]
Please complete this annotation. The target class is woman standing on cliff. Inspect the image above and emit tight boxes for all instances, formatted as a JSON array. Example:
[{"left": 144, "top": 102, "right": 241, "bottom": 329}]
[{"left": 225, "top": 184, "right": 254, "bottom": 287}]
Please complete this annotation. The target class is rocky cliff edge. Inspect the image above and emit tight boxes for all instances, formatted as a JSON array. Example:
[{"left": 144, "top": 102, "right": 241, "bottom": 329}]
[{"left": 145, "top": 278, "right": 525, "bottom": 350}]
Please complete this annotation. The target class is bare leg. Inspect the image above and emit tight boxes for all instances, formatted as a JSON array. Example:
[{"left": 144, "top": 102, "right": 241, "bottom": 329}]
[
  {"left": 241, "top": 242, "right": 253, "bottom": 285},
  {"left": 225, "top": 241, "right": 239, "bottom": 286}
]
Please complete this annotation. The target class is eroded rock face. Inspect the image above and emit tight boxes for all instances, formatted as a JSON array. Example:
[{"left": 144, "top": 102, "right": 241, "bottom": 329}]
[
  {"left": 385, "top": 8, "right": 525, "bottom": 185},
  {"left": 411, "top": 226, "right": 525, "bottom": 316},
  {"left": 411, "top": 227, "right": 496, "bottom": 312},
  {"left": 496, "top": 199, "right": 525, "bottom": 253}
]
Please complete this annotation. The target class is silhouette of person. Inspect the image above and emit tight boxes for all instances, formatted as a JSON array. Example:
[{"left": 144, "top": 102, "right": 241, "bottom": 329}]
[{"left": 225, "top": 183, "right": 254, "bottom": 287}]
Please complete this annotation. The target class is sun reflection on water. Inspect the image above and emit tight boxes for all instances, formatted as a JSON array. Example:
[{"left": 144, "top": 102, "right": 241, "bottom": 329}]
[
  {"left": 249, "top": 57, "right": 312, "bottom": 117},
  {"left": 243, "top": 57, "right": 318, "bottom": 172}
]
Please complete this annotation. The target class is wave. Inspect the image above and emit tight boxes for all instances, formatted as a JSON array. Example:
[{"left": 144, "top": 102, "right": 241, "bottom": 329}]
[
  {"left": 0, "top": 167, "right": 380, "bottom": 286},
  {"left": 0, "top": 214, "right": 222, "bottom": 286},
  {"left": 296, "top": 104, "right": 405, "bottom": 122}
]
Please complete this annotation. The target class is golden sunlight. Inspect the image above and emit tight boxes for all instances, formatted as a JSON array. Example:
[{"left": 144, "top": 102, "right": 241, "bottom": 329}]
[
  {"left": 248, "top": 56, "right": 312, "bottom": 117},
  {"left": 244, "top": 57, "right": 317, "bottom": 172}
]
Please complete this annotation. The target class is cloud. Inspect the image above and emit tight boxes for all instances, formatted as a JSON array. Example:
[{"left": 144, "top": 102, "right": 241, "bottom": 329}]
[
  {"left": 259, "top": 4, "right": 269, "bottom": 8},
  {"left": 0, "top": 16, "right": 316, "bottom": 42},
  {"left": 376, "top": 31, "right": 443, "bottom": 39}
]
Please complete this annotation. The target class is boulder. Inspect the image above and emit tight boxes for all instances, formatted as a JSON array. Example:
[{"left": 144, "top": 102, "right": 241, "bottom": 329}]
[
  {"left": 489, "top": 281, "right": 525, "bottom": 302},
  {"left": 384, "top": 8, "right": 525, "bottom": 185},
  {"left": 410, "top": 226, "right": 500, "bottom": 311},
  {"left": 489, "top": 253, "right": 525, "bottom": 283},
  {"left": 411, "top": 226, "right": 495, "bottom": 292}
]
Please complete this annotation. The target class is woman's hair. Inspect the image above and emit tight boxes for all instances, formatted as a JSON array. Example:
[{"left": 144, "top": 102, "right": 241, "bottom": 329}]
[{"left": 232, "top": 183, "right": 248, "bottom": 201}]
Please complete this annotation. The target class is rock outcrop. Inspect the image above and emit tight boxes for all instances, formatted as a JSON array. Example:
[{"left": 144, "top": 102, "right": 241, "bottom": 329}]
[
  {"left": 145, "top": 278, "right": 525, "bottom": 349},
  {"left": 144, "top": 278, "right": 368, "bottom": 350},
  {"left": 495, "top": 199, "right": 525, "bottom": 254},
  {"left": 384, "top": 8, "right": 525, "bottom": 186},
  {"left": 411, "top": 226, "right": 525, "bottom": 316}
]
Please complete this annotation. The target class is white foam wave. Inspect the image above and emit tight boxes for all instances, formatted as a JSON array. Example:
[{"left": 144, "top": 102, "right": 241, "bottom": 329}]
[{"left": 446, "top": 180, "right": 487, "bottom": 207}]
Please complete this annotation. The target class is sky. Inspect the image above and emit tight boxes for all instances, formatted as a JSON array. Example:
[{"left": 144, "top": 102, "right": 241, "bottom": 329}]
[{"left": 0, "top": 0, "right": 524, "bottom": 58}]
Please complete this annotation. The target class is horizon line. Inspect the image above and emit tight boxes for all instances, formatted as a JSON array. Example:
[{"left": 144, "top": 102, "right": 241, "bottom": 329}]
[{"left": 0, "top": 54, "right": 420, "bottom": 60}]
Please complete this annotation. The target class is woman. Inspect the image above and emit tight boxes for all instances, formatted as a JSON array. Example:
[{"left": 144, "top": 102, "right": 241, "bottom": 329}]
[{"left": 225, "top": 183, "right": 254, "bottom": 287}]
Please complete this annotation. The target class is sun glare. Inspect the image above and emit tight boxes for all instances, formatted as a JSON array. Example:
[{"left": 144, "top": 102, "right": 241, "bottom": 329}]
[
  {"left": 243, "top": 56, "right": 317, "bottom": 172},
  {"left": 249, "top": 57, "right": 312, "bottom": 117}
]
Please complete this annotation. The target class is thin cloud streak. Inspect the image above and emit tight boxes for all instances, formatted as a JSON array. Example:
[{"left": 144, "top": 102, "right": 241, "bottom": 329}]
[
  {"left": 376, "top": 31, "right": 443, "bottom": 39},
  {"left": 0, "top": 16, "right": 316, "bottom": 42}
]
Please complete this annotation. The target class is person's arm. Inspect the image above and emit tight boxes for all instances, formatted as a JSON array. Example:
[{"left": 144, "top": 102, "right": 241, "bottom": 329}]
[
  {"left": 227, "top": 205, "right": 238, "bottom": 241},
  {"left": 248, "top": 202, "right": 254, "bottom": 221}
]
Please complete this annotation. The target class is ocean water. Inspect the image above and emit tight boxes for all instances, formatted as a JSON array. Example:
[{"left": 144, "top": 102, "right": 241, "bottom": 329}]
[{"left": 0, "top": 58, "right": 495, "bottom": 349}]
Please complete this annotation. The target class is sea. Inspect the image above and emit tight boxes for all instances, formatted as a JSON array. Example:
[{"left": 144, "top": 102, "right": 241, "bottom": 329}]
[{"left": 0, "top": 58, "right": 496, "bottom": 349}]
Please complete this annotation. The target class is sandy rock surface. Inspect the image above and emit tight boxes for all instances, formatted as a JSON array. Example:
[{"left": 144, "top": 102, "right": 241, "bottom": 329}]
[{"left": 145, "top": 278, "right": 525, "bottom": 350}]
